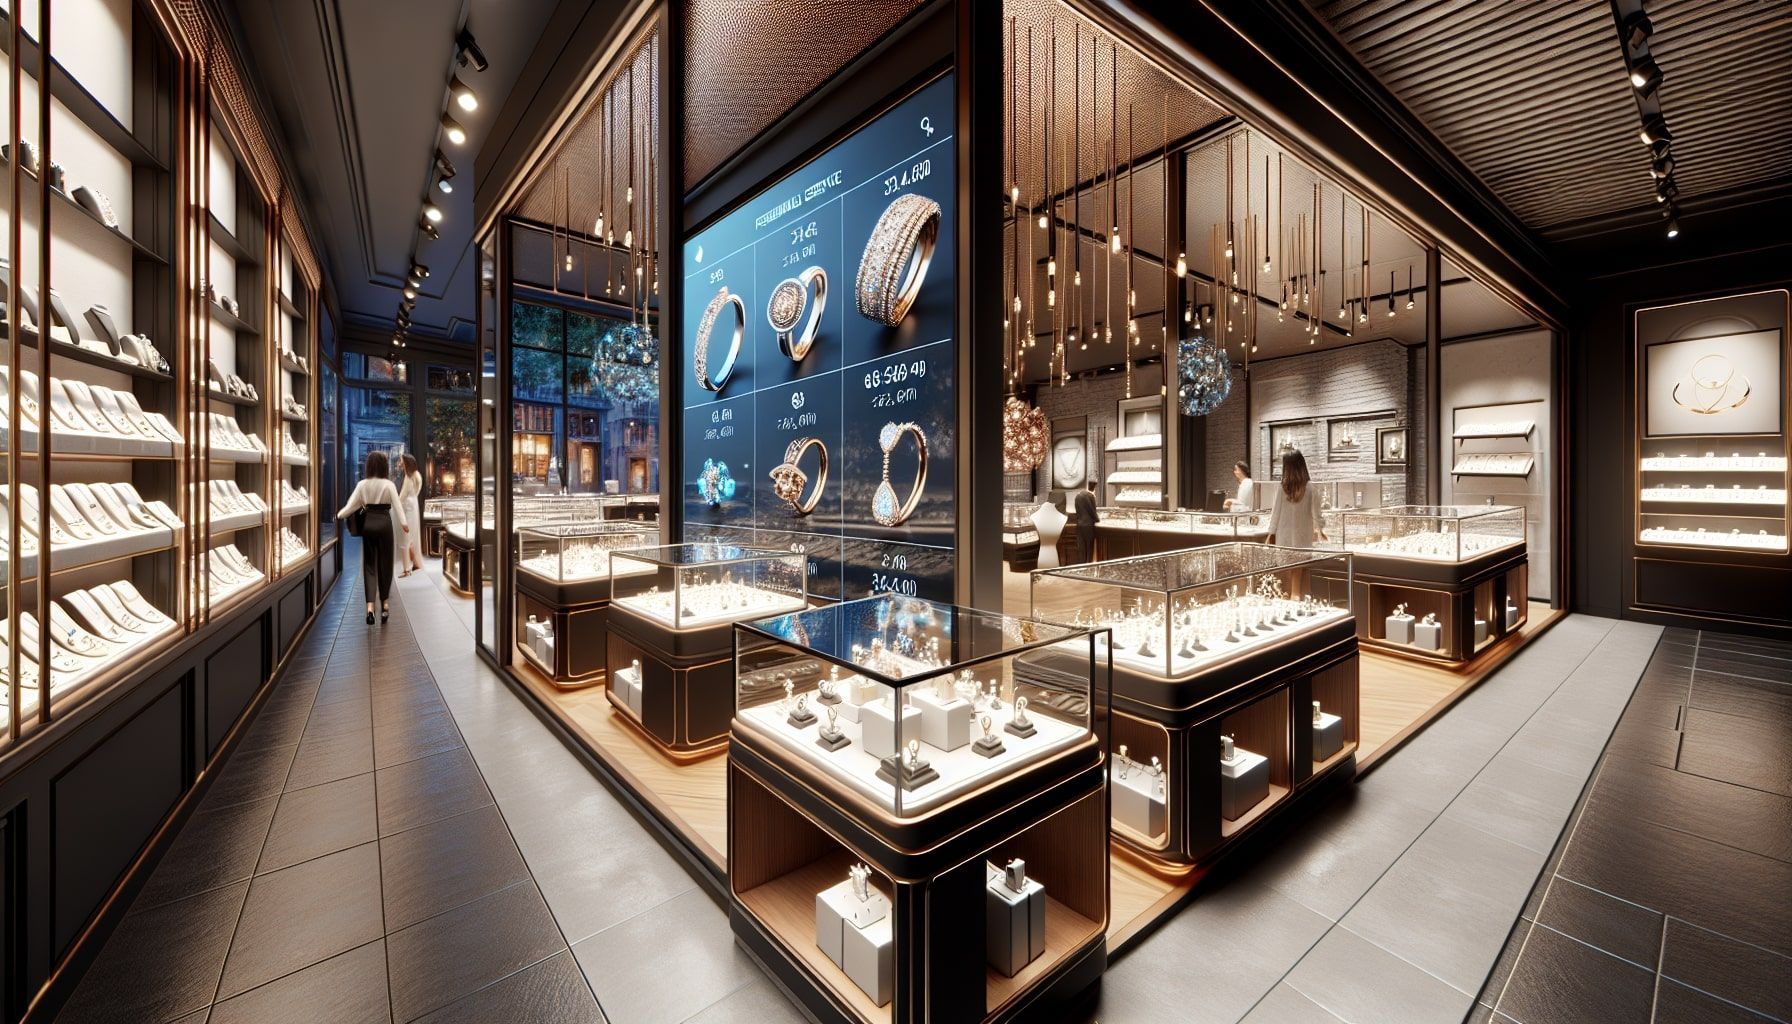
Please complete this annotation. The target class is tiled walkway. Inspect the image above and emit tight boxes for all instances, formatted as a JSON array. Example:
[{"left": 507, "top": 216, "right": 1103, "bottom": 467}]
[
  {"left": 56, "top": 547, "right": 1672, "bottom": 1023},
  {"left": 1474, "top": 627, "right": 1792, "bottom": 1023}
]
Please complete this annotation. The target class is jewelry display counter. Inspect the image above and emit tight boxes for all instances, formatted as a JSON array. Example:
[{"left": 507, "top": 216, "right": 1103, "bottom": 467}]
[
  {"left": 440, "top": 505, "right": 485, "bottom": 596},
  {"left": 605, "top": 543, "right": 807, "bottom": 757},
  {"left": 1031, "top": 544, "right": 1358, "bottom": 873},
  {"left": 1001, "top": 502, "right": 1041, "bottom": 571},
  {"left": 1328, "top": 505, "right": 1529, "bottom": 663},
  {"left": 729, "top": 595, "right": 1108, "bottom": 1023},
  {"left": 514, "top": 522, "right": 659, "bottom": 686},
  {"left": 1095, "top": 507, "right": 1269, "bottom": 559},
  {"left": 421, "top": 496, "right": 468, "bottom": 556}
]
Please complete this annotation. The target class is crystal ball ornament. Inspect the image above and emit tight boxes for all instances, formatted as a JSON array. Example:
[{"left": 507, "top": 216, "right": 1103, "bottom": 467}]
[
  {"left": 1177, "top": 331, "right": 1232, "bottom": 417},
  {"left": 1001, "top": 397, "right": 1049, "bottom": 473},
  {"left": 597, "top": 323, "right": 659, "bottom": 403}
]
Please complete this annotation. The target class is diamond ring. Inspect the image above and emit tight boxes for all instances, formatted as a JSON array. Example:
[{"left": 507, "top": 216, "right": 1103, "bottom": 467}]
[
  {"left": 768, "top": 437, "right": 828, "bottom": 515},
  {"left": 767, "top": 266, "right": 827, "bottom": 362},
  {"left": 855, "top": 193, "right": 940, "bottom": 328},
  {"left": 694, "top": 287, "right": 745, "bottom": 392}
]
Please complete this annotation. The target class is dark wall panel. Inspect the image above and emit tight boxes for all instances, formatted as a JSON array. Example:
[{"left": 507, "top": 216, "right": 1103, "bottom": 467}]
[
  {"left": 206, "top": 623, "right": 268, "bottom": 755},
  {"left": 51, "top": 683, "right": 186, "bottom": 952},
  {"left": 278, "top": 580, "right": 311, "bottom": 659}
]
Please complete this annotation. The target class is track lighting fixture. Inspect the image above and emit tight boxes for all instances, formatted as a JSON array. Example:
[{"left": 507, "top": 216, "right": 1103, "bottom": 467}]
[
  {"left": 437, "top": 177, "right": 453, "bottom": 194},
  {"left": 1655, "top": 179, "right": 1678, "bottom": 204},
  {"left": 434, "top": 152, "right": 456, "bottom": 181},
  {"left": 1639, "top": 115, "right": 1672, "bottom": 146},
  {"left": 403, "top": 286, "right": 417, "bottom": 301},
  {"left": 412, "top": 262, "right": 430, "bottom": 280},
  {"left": 1649, "top": 153, "right": 1675, "bottom": 179},
  {"left": 422, "top": 201, "right": 443, "bottom": 223},
  {"left": 1629, "top": 53, "right": 1662, "bottom": 96},
  {"left": 1665, "top": 216, "right": 1680, "bottom": 238},
  {"left": 1175, "top": 252, "right": 1187, "bottom": 278},
  {"left": 455, "top": 28, "right": 488, "bottom": 73},
  {"left": 1621, "top": 10, "right": 1653, "bottom": 51},
  {"left": 419, "top": 216, "right": 440, "bottom": 240},
  {"left": 441, "top": 112, "right": 468, "bottom": 146},
  {"left": 450, "top": 75, "right": 478, "bottom": 112}
]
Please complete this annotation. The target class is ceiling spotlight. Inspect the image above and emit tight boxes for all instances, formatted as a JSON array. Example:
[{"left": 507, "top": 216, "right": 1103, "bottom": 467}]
[
  {"left": 419, "top": 216, "right": 440, "bottom": 240},
  {"left": 434, "top": 152, "right": 456, "bottom": 182},
  {"left": 450, "top": 76, "right": 478, "bottom": 112},
  {"left": 412, "top": 262, "right": 429, "bottom": 279},
  {"left": 1622, "top": 10, "right": 1653, "bottom": 51},
  {"left": 1649, "top": 152, "right": 1675, "bottom": 179},
  {"left": 422, "top": 201, "right": 444, "bottom": 224},
  {"left": 1665, "top": 212, "right": 1680, "bottom": 238},
  {"left": 1629, "top": 53, "right": 1662, "bottom": 96},
  {"left": 403, "top": 286, "right": 417, "bottom": 300},
  {"left": 441, "top": 112, "right": 468, "bottom": 146},
  {"left": 1638, "top": 115, "right": 1672, "bottom": 146},
  {"left": 437, "top": 177, "right": 454, "bottom": 194},
  {"left": 1655, "top": 179, "right": 1678, "bottom": 204},
  {"left": 455, "top": 28, "right": 488, "bottom": 73}
]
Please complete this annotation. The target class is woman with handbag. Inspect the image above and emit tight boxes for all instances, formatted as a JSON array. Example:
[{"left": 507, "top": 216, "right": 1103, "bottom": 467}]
[
  {"left": 337, "top": 450, "right": 408, "bottom": 624},
  {"left": 398, "top": 452, "right": 425, "bottom": 576}
]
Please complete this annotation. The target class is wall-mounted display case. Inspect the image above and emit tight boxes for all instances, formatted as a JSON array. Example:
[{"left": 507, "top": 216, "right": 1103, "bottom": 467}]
[
  {"left": 1031, "top": 544, "right": 1359, "bottom": 871},
  {"left": 1313, "top": 479, "right": 1385, "bottom": 511},
  {"left": 1103, "top": 396, "right": 1167, "bottom": 509},
  {"left": 605, "top": 543, "right": 806, "bottom": 756},
  {"left": 730, "top": 595, "right": 1108, "bottom": 1022},
  {"left": 1330, "top": 506, "right": 1529, "bottom": 662}
]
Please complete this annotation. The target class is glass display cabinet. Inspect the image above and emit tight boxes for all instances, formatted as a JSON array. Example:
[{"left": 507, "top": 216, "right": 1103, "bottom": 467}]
[
  {"left": 729, "top": 595, "right": 1108, "bottom": 1023},
  {"left": 1331, "top": 505, "right": 1529, "bottom": 662},
  {"left": 513, "top": 522, "right": 659, "bottom": 687},
  {"left": 1638, "top": 446, "right": 1789, "bottom": 553},
  {"left": 1001, "top": 501, "right": 1042, "bottom": 571},
  {"left": 422, "top": 495, "right": 470, "bottom": 556},
  {"left": 1096, "top": 507, "right": 1271, "bottom": 558},
  {"left": 440, "top": 503, "right": 486, "bottom": 595},
  {"left": 605, "top": 543, "right": 807, "bottom": 756},
  {"left": 1031, "top": 543, "right": 1359, "bottom": 872},
  {"left": 1313, "top": 479, "right": 1384, "bottom": 511}
]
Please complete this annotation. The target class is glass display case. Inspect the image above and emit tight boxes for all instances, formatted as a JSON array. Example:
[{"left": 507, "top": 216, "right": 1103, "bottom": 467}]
[
  {"left": 1030, "top": 544, "right": 1353, "bottom": 681},
  {"left": 1332, "top": 504, "right": 1525, "bottom": 562},
  {"left": 733, "top": 595, "right": 1101, "bottom": 818},
  {"left": 517, "top": 522, "right": 660, "bottom": 583},
  {"left": 1001, "top": 501, "right": 1042, "bottom": 570},
  {"left": 610, "top": 543, "right": 807, "bottom": 629},
  {"left": 606, "top": 544, "right": 809, "bottom": 756},
  {"left": 1638, "top": 445, "right": 1789, "bottom": 552},
  {"left": 1313, "top": 479, "right": 1384, "bottom": 511},
  {"left": 1096, "top": 508, "right": 1270, "bottom": 558}
]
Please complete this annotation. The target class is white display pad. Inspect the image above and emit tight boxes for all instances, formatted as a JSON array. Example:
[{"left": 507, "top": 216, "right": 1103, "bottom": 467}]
[
  {"left": 1085, "top": 600, "right": 1352, "bottom": 679},
  {"left": 612, "top": 586, "right": 805, "bottom": 629},
  {"left": 738, "top": 691, "right": 1084, "bottom": 815},
  {"left": 1639, "top": 527, "right": 1787, "bottom": 551},
  {"left": 1340, "top": 530, "right": 1520, "bottom": 562}
]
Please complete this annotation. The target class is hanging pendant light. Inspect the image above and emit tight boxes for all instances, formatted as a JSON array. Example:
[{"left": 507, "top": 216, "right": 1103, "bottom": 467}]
[{"left": 1177, "top": 326, "right": 1232, "bottom": 416}]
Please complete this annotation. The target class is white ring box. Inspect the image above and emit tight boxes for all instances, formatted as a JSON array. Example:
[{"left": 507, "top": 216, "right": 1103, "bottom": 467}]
[
  {"left": 1474, "top": 618, "right": 1488, "bottom": 644},
  {"left": 859, "top": 696, "right": 919, "bottom": 761},
  {"left": 1220, "top": 746, "right": 1270, "bottom": 822},
  {"left": 1385, "top": 613, "right": 1415, "bottom": 645},
  {"left": 815, "top": 876, "right": 890, "bottom": 971},
  {"left": 1413, "top": 620, "right": 1442, "bottom": 651},
  {"left": 843, "top": 916, "right": 893, "bottom": 1006},
  {"left": 1505, "top": 601, "right": 1519, "bottom": 630},
  {"left": 1313, "top": 711, "right": 1344, "bottom": 762},
  {"left": 908, "top": 688, "right": 971, "bottom": 751},
  {"left": 1110, "top": 755, "right": 1166, "bottom": 838},
  {"left": 611, "top": 661, "right": 644, "bottom": 718},
  {"left": 985, "top": 862, "right": 1046, "bottom": 978}
]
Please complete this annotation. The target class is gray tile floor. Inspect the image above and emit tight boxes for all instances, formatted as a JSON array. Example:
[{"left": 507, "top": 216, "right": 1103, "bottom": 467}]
[
  {"left": 1474, "top": 628, "right": 1792, "bottom": 1023},
  {"left": 56, "top": 549, "right": 1666, "bottom": 1023}
]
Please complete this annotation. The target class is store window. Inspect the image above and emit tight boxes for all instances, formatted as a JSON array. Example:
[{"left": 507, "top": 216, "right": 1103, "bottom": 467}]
[
  {"left": 426, "top": 397, "right": 478, "bottom": 495},
  {"left": 343, "top": 350, "right": 408, "bottom": 384},
  {"left": 427, "top": 364, "right": 476, "bottom": 394},
  {"left": 344, "top": 385, "right": 411, "bottom": 478},
  {"left": 321, "top": 359, "right": 341, "bottom": 539}
]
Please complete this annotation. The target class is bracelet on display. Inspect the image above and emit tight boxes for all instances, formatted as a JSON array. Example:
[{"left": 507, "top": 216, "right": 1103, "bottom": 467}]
[
  {"left": 696, "top": 458, "right": 736, "bottom": 508},
  {"left": 694, "top": 286, "right": 745, "bottom": 392},
  {"left": 768, "top": 437, "right": 828, "bottom": 516},
  {"left": 767, "top": 266, "right": 827, "bottom": 362},
  {"left": 855, "top": 193, "right": 940, "bottom": 327},
  {"left": 872, "top": 421, "right": 927, "bottom": 527}
]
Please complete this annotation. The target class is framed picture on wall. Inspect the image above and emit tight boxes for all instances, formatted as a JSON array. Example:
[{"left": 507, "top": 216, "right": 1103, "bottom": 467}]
[
  {"left": 1376, "top": 426, "right": 1409, "bottom": 470},
  {"left": 1328, "top": 419, "right": 1365, "bottom": 456},
  {"left": 1266, "top": 421, "right": 1309, "bottom": 479},
  {"left": 1051, "top": 433, "right": 1087, "bottom": 489},
  {"left": 1643, "top": 329, "right": 1783, "bottom": 437}
]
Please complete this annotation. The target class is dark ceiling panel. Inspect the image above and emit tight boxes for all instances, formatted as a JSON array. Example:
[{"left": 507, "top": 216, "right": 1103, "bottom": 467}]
[{"left": 1308, "top": 0, "right": 1792, "bottom": 238}]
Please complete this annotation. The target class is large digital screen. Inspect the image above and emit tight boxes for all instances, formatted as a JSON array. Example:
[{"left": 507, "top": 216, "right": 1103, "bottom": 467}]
[{"left": 680, "top": 73, "right": 956, "bottom": 601}]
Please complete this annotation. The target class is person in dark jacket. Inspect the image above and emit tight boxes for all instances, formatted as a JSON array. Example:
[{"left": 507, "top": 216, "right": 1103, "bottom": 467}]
[{"left": 1073, "top": 478, "right": 1100, "bottom": 563}]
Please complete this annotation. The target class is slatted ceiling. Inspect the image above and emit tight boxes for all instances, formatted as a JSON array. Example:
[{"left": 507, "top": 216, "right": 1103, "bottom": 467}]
[{"left": 1311, "top": 0, "right": 1792, "bottom": 236}]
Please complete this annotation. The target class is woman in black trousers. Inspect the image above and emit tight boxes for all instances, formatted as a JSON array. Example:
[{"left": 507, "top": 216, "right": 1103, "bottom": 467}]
[{"left": 336, "top": 450, "right": 409, "bottom": 623}]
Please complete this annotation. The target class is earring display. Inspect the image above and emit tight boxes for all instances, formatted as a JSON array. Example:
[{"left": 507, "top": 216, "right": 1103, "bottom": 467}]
[{"left": 871, "top": 422, "right": 927, "bottom": 527}]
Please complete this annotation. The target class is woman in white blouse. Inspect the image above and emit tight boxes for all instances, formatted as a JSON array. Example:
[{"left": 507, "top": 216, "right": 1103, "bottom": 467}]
[
  {"left": 337, "top": 450, "right": 408, "bottom": 623},
  {"left": 398, "top": 452, "right": 425, "bottom": 576},
  {"left": 1265, "top": 449, "right": 1325, "bottom": 549}
]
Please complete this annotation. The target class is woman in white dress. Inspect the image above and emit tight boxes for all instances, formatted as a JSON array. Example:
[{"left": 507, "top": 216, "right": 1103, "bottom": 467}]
[
  {"left": 398, "top": 452, "right": 425, "bottom": 576},
  {"left": 1264, "top": 449, "right": 1325, "bottom": 548}
]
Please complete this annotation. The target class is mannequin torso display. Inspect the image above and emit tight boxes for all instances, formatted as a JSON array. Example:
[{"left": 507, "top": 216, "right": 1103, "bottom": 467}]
[{"left": 1030, "top": 502, "right": 1068, "bottom": 570}]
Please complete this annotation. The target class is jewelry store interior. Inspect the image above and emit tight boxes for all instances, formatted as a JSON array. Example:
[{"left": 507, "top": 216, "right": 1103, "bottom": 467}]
[{"left": 12, "top": 0, "right": 1791, "bottom": 1022}]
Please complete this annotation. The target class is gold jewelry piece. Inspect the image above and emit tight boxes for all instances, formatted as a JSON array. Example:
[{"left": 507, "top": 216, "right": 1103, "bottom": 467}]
[
  {"left": 768, "top": 266, "right": 827, "bottom": 362},
  {"left": 856, "top": 193, "right": 940, "bottom": 327},
  {"left": 768, "top": 437, "right": 828, "bottom": 515},
  {"left": 872, "top": 421, "right": 927, "bottom": 526},
  {"left": 694, "top": 286, "right": 745, "bottom": 392},
  {"left": 1672, "top": 353, "right": 1751, "bottom": 415}
]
